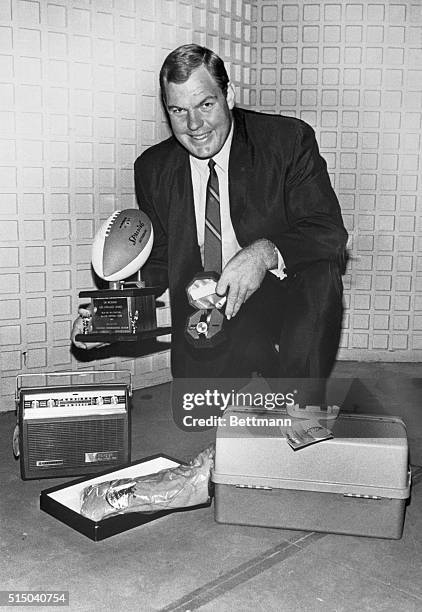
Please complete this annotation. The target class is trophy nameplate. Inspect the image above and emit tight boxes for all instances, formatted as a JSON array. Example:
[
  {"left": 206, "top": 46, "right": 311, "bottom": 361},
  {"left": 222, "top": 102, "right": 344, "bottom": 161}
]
[
  {"left": 185, "top": 273, "right": 226, "bottom": 348},
  {"left": 92, "top": 295, "right": 131, "bottom": 332},
  {"left": 75, "top": 285, "right": 170, "bottom": 343}
]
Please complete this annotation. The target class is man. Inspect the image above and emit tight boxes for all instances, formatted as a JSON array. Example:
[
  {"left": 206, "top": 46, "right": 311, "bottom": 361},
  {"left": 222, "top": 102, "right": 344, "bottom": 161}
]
[{"left": 73, "top": 44, "right": 347, "bottom": 382}]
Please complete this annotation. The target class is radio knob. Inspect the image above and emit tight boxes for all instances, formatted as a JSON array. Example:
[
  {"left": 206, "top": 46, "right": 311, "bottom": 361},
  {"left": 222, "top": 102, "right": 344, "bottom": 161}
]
[{"left": 96, "top": 396, "right": 104, "bottom": 405}]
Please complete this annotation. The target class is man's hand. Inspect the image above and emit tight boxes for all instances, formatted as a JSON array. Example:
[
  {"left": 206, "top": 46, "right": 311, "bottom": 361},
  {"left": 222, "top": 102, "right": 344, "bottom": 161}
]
[
  {"left": 216, "top": 239, "right": 278, "bottom": 320},
  {"left": 71, "top": 306, "right": 110, "bottom": 350}
]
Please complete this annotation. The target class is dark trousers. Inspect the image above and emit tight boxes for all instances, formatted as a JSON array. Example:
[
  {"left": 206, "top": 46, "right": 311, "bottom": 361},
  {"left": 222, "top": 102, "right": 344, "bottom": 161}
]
[{"left": 176, "top": 260, "right": 344, "bottom": 384}]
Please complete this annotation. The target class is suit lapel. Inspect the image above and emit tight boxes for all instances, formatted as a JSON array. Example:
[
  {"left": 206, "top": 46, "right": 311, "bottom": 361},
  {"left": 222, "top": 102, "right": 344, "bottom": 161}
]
[
  {"left": 167, "top": 152, "right": 202, "bottom": 290},
  {"left": 228, "top": 108, "right": 251, "bottom": 242}
]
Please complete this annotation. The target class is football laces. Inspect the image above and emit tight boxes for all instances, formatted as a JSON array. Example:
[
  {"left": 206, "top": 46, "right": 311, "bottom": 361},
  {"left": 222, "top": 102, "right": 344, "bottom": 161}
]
[{"left": 104, "top": 210, "right": 121, "bottom": 237}]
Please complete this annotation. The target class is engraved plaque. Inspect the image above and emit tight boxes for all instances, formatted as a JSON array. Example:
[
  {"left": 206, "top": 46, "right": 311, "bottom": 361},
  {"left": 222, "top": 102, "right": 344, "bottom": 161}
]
[{"left": 92, "top": 297, "right": 131, "bottom": 332}]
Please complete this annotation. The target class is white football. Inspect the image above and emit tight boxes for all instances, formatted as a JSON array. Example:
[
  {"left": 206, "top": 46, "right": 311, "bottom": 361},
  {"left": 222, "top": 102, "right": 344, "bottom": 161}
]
[{"left": 91, "top": 209, "right": 154, "bottom": 281}]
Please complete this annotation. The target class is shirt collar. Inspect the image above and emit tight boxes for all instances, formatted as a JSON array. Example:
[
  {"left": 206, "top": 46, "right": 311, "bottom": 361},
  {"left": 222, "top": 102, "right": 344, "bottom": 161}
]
[{"left": 190, "top": 120, "right": 234, "bottom": 174}]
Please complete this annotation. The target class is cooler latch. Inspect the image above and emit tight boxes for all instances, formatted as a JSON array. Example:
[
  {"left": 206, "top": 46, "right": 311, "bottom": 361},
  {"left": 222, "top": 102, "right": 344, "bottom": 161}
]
[
  {"left": 235, "top": 484, "right": 272, "bottom": 490},
  {"left": 343, "top": 493, "right": 383, "bottom": 500}
]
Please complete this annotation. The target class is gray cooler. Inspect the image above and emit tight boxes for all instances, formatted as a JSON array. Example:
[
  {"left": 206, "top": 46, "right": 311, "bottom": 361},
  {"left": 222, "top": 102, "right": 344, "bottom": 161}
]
[{"left": 212, "top": 410, "right": 411, "bottom": 539}]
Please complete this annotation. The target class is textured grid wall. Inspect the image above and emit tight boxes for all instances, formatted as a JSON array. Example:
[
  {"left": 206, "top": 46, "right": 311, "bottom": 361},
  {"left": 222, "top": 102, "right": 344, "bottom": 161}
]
[
  {"left": 254, "top": 0, "right": 422, "bottom": 361},
  {"left": 0, "top": 0, "right": 255, "bottom": 412}
]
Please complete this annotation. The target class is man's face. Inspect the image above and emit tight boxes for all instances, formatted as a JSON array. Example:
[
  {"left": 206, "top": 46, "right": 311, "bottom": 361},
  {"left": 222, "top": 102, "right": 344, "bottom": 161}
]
[{"left": 164, "top": 65, "right": 235, "bottom": 159}]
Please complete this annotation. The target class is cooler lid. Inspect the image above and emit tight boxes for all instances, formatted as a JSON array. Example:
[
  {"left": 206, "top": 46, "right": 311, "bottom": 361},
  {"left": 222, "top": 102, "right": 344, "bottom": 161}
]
[{"left": 213, "top": 411, "right": 410, "bottom": 499}]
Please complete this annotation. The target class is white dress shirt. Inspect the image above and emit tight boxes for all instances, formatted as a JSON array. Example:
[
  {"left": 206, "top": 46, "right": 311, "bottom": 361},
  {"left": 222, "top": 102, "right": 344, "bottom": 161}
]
[{"left": 189, "top": 122, "right": 286, "bottom": 278}]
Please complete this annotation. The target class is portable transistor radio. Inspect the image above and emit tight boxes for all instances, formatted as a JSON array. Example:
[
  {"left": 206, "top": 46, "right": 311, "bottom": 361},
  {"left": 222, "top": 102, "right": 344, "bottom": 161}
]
[{"left": 15, "top": 370, "right": 132, "bottom": 480}]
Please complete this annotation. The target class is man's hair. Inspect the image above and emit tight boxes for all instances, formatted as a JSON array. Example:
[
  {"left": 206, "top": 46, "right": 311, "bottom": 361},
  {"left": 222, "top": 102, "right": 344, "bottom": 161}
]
[{"left": 159, "top": 44, "right": 229, "bottom": 104}]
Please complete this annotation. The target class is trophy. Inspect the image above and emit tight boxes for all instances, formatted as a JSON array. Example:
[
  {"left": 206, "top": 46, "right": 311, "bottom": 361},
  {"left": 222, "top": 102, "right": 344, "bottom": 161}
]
[
  {"left": 75, "top": 209, "right": 170, "bottom": 343},
  {"left": 185, "top": 272, "right": 226, "bottom": 348}
]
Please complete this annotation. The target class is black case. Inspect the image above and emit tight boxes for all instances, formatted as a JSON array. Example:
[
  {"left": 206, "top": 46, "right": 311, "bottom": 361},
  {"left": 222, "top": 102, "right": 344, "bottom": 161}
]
[{"left": 40, "top": 454, "right": 211, "bottom": 541}]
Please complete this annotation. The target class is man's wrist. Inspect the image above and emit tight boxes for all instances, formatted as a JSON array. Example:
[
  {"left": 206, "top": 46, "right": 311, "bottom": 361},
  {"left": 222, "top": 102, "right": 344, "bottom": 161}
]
[{"left": 253, "top": 239, "right": 278, "bottom": 270}]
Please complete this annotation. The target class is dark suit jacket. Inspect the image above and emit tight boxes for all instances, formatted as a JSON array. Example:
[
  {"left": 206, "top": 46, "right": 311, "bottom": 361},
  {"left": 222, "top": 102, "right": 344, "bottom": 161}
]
[{"left": 134, "top": 106, "right": 347, "bottom": 374}]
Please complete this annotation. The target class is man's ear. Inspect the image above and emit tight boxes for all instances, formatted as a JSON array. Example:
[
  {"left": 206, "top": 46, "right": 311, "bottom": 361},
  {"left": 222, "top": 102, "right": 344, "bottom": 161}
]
[{"left": 226, "top": 82, "right": 236, "bottom": 110}]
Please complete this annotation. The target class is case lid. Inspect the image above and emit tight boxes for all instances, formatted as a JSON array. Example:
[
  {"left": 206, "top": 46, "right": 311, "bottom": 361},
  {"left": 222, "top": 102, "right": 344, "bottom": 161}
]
[{"left": 212, "top": 411, "right": 410, "bottom": 499}]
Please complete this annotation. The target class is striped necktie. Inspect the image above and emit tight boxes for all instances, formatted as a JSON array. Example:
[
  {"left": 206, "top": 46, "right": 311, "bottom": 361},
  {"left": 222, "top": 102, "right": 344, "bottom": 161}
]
[{"left": 204, "top": 159, "right": 222, "bottom": 273}]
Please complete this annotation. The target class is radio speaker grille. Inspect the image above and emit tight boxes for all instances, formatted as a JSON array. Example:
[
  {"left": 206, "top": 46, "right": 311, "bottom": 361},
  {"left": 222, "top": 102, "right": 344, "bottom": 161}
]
[{"left": 26, "top": 418, "right": 127, "bottom": 469}]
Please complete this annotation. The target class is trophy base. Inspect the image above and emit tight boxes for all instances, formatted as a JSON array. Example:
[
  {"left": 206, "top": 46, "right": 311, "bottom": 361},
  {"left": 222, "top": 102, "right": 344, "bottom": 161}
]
[
  {"left": 77, "top": 286, "right": 164, "bottom": 343},
  {"left": 75, "top": 326, "right": 171, "bottom": 344}
]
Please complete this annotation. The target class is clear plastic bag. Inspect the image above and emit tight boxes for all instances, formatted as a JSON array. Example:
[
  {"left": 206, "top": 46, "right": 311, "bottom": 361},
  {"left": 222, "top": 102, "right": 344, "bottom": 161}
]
[{"left": 80, "top": 444, "right": 215, "bottom": 521}]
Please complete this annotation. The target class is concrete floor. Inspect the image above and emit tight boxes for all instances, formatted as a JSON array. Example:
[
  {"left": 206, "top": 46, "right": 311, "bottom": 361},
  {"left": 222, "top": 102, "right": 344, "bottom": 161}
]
[{"left": 0, "top": 361, "right": 421, "bottom": 611}]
